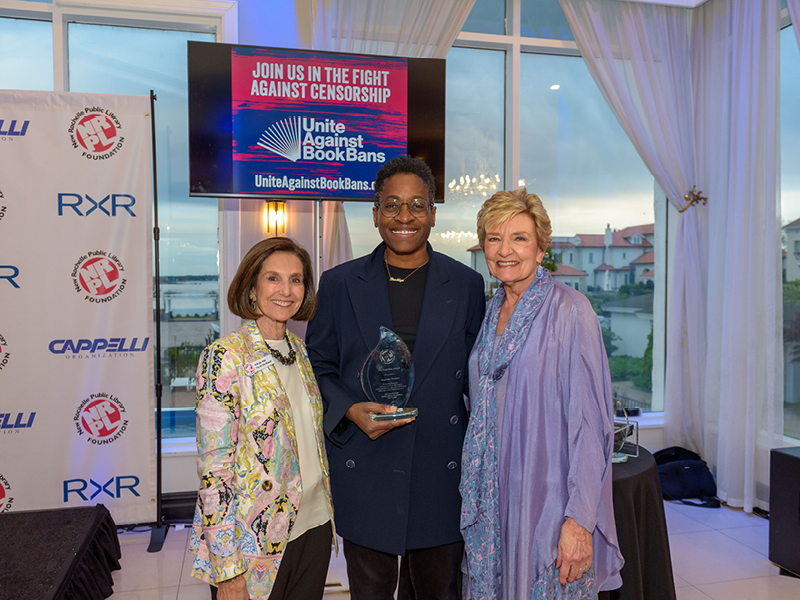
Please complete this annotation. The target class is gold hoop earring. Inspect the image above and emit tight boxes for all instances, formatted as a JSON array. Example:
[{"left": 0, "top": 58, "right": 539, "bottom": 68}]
[{"left": 249, "top": 297, "right": 257, "bottom": 311}]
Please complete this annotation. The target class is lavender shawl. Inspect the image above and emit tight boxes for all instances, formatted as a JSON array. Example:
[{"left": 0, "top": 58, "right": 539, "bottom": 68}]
[{"left": 460, "top": 275, "right": 623, "bottom": 599}]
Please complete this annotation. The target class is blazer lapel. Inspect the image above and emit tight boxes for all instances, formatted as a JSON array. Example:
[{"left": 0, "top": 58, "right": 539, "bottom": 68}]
[
  {"left": 411, "top": 249, "right": 456, "bottom": 391},
  {"left": 243, "top": 321, "right": 292, "bottom": 417},
  {"left": 346, "top": 243, "right": 393, "bottom": 353}
]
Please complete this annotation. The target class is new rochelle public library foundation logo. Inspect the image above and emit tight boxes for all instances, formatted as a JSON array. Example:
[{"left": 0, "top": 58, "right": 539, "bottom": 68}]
[
  {"left": 0, "top": 332, "right": 9, "bottom": 372},
  {"left": 71, "top": 251, "right": 126, "bottom": 303},
  {"left": 68, "top": 108, "right": 125, "bottom": 160},
  {"left": 74, "top": 392, "right": 128, "bottom": 445},
  {"left": 0, "top": 473, "right": 13, "bottom": 512}
]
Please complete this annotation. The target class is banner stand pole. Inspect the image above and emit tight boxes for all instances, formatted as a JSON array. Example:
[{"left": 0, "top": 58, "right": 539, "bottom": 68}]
[{"left": 148, "top": 89, "right": 168, "bottom": 553}]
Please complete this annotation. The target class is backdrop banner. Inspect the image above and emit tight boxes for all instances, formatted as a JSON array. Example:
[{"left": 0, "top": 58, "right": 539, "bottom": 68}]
[{"left": 0, "top": 90, "right": 155, "bottom": 525}]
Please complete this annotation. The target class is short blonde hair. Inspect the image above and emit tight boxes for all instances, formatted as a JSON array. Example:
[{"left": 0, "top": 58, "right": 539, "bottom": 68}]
[
  {"left": 227, "top": 237, "right": 317, "bottom": 322},
  {"left": 476, "top": 187, "right": 552, "bottom": 253}
]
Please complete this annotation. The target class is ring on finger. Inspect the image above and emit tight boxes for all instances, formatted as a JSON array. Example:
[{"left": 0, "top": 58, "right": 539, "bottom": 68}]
[{"left": 580, "top": 565, "right": 588, "bottom": 572}]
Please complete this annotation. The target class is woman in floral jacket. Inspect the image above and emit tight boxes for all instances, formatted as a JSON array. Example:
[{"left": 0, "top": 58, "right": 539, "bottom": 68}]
[{"left": 189, "top": 237, "right": 334, "bottom": 600}]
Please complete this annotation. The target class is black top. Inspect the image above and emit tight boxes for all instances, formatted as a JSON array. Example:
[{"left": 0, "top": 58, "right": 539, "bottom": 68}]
[{"left": 385, "top": 262, "right": 429, "bottom": 354}]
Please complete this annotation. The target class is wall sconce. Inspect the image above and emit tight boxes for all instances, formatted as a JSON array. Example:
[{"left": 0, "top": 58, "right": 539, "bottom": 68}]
[{"left": 263, "top": 200, "right": 287, "bottom": 236}]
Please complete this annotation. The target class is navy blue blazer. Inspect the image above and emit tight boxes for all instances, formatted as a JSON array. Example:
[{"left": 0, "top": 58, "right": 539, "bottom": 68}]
[{"left": 305, "top": 243, "right": 485, "bottom": 554}]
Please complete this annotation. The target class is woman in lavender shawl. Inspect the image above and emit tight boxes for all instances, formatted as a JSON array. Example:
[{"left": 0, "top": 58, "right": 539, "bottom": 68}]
[{"left": 460, "top": 189, "right": 623, "bottom": 599}]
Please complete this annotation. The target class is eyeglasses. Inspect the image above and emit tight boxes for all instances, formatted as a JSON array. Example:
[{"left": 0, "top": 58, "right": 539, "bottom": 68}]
[{"left": 377, "top": 198, "right": 430, "bottom": 218}]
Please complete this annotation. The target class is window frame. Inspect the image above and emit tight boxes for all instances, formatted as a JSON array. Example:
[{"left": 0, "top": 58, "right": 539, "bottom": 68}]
[{"left": 1, "top": 0, "right": 238, "bottom": 92}]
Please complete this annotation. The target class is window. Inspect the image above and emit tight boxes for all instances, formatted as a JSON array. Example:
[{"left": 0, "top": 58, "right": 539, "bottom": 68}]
[
  {"left": 0, "top": 17, "right": 53, "bottom": 90},
  {"left": 343, "top": 46, "right": 505, "bottom": 267},
  {"left": 517, "top": 46, "right": 657, "bottom": 411},
  {"left": 781, "top": 24, "right": 800, "bottom": 441},
  {"left": 461, "top": 0, "right": 506, "bottom": 35},
  {"left": 521, "top": 0, "right": 573, "bottom": 40},
  {"left": 569, "top": 252, "right": 573, "bottom": 263}
]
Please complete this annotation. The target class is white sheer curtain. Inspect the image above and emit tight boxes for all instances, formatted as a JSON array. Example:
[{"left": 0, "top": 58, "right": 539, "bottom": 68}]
[
  {"left": 559, "top": 0, "right": 783, "bottom": 511},
  {"left": 308, "top": 0, "right": 476, "bottom": 58},
  {"left": 322, "top": 200, "right": 353, "bottom": 272},
  {"left": 788, "top": 0, "right": 800, "bottom": 50}
]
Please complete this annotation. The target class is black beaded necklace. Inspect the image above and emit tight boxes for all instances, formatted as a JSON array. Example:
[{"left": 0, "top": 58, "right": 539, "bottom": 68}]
[{"left": 263, "top": 332, "right": 297, "bottom": 366}]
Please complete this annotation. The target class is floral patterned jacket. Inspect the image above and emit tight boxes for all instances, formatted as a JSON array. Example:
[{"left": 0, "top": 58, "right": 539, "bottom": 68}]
[{"left": 188, "top": 321, "right": 334, "bottom": 598}]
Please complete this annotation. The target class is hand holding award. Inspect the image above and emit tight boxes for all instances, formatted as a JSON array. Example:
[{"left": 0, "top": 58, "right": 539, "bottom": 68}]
[{"left": 361, "top": 327, "right": 418, "bottom": 422}]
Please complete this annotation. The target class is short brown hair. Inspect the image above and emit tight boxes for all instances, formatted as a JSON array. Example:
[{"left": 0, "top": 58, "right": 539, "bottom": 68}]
[
  {"left": 476, "top": 187, "right": 552, "bottom": 253},
  {"left": 227, "top": 237, "right": 317, "bottom": 322}
]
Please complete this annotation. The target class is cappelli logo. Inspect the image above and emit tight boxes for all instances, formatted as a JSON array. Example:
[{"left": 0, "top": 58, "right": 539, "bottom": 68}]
[
  {"left": 74, "top": 392, "right": 128, "bottom": 445},
  {"left": 0, "top": 473, "right": 12, "bottom": 512},
  {"left": 258, "top": 116, "right": 385, "bottom": 164},
  {"left": 71, "top": 251, "right": 126, "bottom": 303},
  {"left": 68, "top": 108, "right": 125, "bottom": 160},
  {"left": 0, "top": 332, "right": 9, "bottom": 372},
  {"left": 0, "top": 119, "right": 30, "bottom": 141},
  {"left": 49, "top": 336, "right": 150, "bottom": 359}
]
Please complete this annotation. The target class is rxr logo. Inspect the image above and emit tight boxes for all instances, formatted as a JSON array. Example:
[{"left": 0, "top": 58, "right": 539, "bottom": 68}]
[
  {"left": 58, "top": 193, "right": 136, "bottom": 217},
  {"left": 0, "top": 119, "right": 29, "bottom": 137},
  {"left": 75, "top": 115, "right": 117, "bottom": 152},
  {"left": 63, "top": 476, "right": 140, "bottom": 501},
  {"left": 79, "top": 258, "right": 120, "bottom": 296},
  {"left": 0, "top": 266, "right": 20, "bottom": 288}
]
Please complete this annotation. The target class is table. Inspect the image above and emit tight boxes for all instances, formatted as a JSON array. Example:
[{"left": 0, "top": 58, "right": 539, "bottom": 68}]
[
  {"left": 0, "top": 504, "right": 121, "bottom": 600},
  {"left": 599, "top": 448, "right": 677, "bottom": 600},
  {"left": 769, "top": 446, "right": 800, "bottom": 576}
]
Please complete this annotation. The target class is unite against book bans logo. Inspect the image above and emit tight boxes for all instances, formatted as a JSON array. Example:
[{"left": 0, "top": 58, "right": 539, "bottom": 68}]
[
  {"left": 71, "top": 251, "right": 126, "bottom": 303},
  {"left": 68, "top": 107, "right": 125, "bottom": 160},
  {"left": 258, "top": 116, "right": 386, "bottom": 164}
]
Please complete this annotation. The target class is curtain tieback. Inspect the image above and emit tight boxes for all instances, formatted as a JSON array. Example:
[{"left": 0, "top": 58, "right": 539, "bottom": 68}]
[{"left": 678, "top": 186, "right": 708, "bottom": 213}]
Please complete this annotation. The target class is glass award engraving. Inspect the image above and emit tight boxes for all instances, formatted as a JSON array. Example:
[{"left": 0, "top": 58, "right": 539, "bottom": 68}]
[{"left": 361, "top": 327, "right": 418, "bottom": 422}]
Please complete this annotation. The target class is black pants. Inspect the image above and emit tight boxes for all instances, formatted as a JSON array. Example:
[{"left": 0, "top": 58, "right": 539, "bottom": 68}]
[
  {"left": 210, "top": 520, "right": 332, "bottom": 600},
  {"left": 343, "top": 538, "right": 463, "bottom": 600}
]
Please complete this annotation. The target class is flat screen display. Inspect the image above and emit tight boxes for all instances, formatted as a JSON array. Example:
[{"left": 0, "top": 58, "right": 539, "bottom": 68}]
[{"left": 188, "top": 41, "right": 445, "bottom": 201}]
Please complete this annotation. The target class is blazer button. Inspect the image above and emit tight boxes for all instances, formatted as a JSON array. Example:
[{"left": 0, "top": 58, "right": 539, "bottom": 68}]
[
  {"left": 455, "top": 370, "right": 463, "bottom": 379},
  {"left": 261, "top": 480, "right": 273, "bottom": 492},
  {"left": 346, "top": 459, "right": 356, "bottom": 469},
  {"left": 447, "top": 461, "right": 458, "bottom": 470},
  {"left": 450, "top": 415, "right": 458, "bottom": 425}
]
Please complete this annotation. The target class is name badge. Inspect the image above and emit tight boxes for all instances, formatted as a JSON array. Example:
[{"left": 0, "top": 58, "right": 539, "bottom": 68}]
[{"left": 245, "top": 356, "right": 274, "bottom": 376}]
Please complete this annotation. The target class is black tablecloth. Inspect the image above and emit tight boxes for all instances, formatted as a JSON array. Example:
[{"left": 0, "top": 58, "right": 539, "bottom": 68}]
[
  {"left": 599, "top": 448, "right": 677, "bottom": 600},
  {"left": 0, "top": 504, "right": 121, "bottom": 600}
]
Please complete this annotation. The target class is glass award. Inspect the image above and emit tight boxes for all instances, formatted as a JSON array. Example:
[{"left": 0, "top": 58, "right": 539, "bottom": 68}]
[{"left": 361, "top": 327, "right": 417, "bottom": 422}]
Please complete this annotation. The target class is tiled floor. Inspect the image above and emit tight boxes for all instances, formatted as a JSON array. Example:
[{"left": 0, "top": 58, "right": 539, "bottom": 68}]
[
  {"left": 109, "top": 503, "right": 800, "bottom": 599},
  {"left": 108, "top": 526, "right": 349, "bottom": 600}
]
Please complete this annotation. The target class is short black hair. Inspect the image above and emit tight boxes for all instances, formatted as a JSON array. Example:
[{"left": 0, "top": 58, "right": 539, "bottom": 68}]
[{"left": 374, "top": 155, "right": 435, "bottom": 205}]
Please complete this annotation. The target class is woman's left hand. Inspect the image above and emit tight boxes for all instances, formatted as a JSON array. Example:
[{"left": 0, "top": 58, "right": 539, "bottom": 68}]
[{"left": 555, "top": 517, "right": 593, "bottom": 585}]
